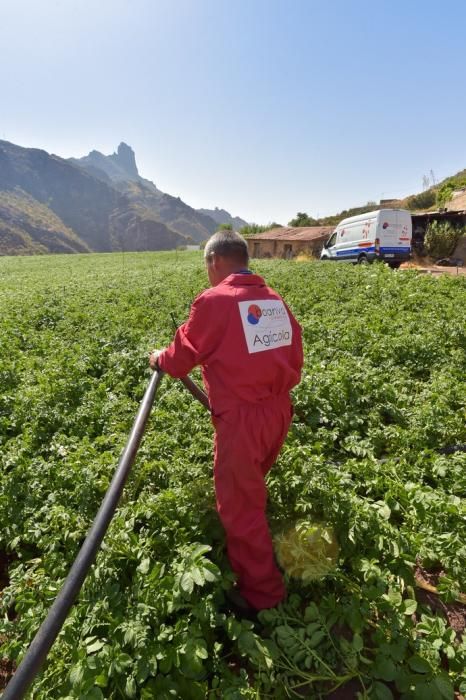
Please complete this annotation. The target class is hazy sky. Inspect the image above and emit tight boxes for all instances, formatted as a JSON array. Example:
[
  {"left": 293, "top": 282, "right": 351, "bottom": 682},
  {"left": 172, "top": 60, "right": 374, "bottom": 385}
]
[{"left": 1, "top": 0, "right": 466, "bottom": 224}]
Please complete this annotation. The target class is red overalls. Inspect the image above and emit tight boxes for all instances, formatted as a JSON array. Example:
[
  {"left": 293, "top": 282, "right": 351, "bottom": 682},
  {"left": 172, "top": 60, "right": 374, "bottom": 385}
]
[{"left": 158, "top": 272, "right": 303, "bottom": 609}]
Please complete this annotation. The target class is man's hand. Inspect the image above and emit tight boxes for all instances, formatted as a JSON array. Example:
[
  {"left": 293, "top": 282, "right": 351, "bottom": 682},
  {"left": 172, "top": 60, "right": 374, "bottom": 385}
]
[{"left": 149, "top": 349, "right": 162, "bottom": 371}]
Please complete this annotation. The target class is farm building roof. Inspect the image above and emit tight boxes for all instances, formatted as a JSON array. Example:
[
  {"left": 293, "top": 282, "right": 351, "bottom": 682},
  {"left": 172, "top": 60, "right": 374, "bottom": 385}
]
[{"left": 249, "top": 226, "right": 334, "bottom": 241}]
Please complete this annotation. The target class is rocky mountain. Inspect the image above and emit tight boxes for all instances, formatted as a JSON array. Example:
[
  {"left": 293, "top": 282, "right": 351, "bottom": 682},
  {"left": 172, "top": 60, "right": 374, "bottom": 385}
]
[
  {"left": 197, "top": 207, "right": 248, "bottom": 231},
  {"left": 0, "top": 139, "right": 249, "bottom": 256},
  {"left": 0, "top": 188, "right": 91, "bottom": 255},
  {"left": 70, "top": 143, "right": 221, "bottom": 244},
  {"left": 69, "top": 142, "right": 139, "bottom": 183},
  {"left": 0, "top": 140, "right": 189, "bottom": 255}
]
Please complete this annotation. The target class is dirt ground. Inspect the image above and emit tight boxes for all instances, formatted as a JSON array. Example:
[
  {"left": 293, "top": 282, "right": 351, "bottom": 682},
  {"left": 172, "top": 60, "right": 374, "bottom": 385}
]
[
  {"left": 400, "top": 261, "right": 466, "bottom": 276},
  {"left": 415, "top": 564, "right": 466, "bottom": 635}
]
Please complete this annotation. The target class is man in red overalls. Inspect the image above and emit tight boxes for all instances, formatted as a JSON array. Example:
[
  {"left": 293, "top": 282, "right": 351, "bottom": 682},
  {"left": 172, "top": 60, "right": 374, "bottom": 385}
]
[{"left": 150, "top": 230, "right": 303, "bottom": 611}]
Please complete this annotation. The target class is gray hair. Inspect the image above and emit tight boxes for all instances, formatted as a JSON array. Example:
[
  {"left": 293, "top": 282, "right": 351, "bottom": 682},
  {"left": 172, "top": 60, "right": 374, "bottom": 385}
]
[{"left": 204, "top": 230, "right": 249, "bottom": 264}]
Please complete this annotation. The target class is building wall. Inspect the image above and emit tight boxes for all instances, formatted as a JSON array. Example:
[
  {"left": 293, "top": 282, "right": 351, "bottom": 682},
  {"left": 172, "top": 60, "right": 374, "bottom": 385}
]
[
  {"left": 249, "top": 238, "right": 326, "bottom": 259},
  {"left": 248, "top": 240, "right": 275, "bottom": 258}
]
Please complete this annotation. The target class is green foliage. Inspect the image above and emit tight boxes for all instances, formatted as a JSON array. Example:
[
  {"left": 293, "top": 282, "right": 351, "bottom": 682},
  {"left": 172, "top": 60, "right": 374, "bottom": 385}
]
[
  {"left": 0, "top": 253, "right": 465, "bottom": 698},
  {"left": 217, "top": 223, "right": 233, "bottom": 230},
  {"left": 288, "top": 212, "right": 318, "bottom": 227},
  {"left": 274, "top": 523, "right": 339, "bottom": 581},
  {"left": 239, "top": 223, "right": 282, "bottom": 236},
  {"left": 436, "top": 175, "right": 466, "bottom": 208},
  {"left": 424, "top": 220, "right": 463, "bottom": 258},
  {"left": 406, "top": 190, "right": 436, "bottom": 211}
]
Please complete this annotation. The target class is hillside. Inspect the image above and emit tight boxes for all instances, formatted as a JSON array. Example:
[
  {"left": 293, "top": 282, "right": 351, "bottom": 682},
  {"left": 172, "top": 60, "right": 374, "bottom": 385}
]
[
  {"left": 0, "top": 188, "right": 91, "bottom": 255},
  {"left": 0, "top": 140, "right": 188, "bottom": 255},
  {"left": 308, "top": 167, "right": 466, "bottom": 227},
  {"left": 114, "top": 179, "right": 218, "bottom": 243},
  {"left": 70, "top": 143, "right": 230, "bottom": 243},
  {"left": 197, "top": 206, "right": 248, "bottom": 231}
]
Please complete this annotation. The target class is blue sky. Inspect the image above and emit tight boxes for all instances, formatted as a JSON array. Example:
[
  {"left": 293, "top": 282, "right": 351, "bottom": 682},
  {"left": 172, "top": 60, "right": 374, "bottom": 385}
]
[{"left": 1, "top": 0, "right": 466, "bottom": 224}]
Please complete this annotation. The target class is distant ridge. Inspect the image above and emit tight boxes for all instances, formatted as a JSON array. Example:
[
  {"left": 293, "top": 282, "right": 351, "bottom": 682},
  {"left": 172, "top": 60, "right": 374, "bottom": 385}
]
[
  {"left": 197, "top": 206, "right": 248, "bottom": 231},
  {"left": 0, "top": 140, "right": 187, "bottom": 255},
  {"left": 71, "top": 143, "right": 244, "bottom": 244},
  {"left": 0, "top": 140, "right": 249, "bottom": 255},
  {"left": 69, "top": 142, "right": 140, "bottom": 183}
]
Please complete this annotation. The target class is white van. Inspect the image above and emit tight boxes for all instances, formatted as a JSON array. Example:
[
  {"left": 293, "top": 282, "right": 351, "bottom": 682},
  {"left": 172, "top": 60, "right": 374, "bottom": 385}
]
[{"left": 320, "top": 209, "right": 412, "bottom": 268}]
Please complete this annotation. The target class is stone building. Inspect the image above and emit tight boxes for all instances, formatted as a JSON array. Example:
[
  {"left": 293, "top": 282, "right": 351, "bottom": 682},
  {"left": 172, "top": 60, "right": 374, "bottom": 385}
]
[{"left": 248, "top": 226, "right": 334, "bottom": 259}]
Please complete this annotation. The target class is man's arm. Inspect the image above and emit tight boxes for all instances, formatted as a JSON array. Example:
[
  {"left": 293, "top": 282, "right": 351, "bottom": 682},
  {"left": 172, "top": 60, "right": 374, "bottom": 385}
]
[{"left": 156, "top": 293, "right": 225, "bottom": 378}]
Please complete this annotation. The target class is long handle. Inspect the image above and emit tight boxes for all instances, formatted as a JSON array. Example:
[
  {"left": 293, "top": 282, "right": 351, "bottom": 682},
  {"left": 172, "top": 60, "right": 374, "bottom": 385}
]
[
  {"left": 179, "top": 375, "right": 210, "bottom": 410},
  {"left": 2, "top": 370, "right": 164, "bottom": 700}
]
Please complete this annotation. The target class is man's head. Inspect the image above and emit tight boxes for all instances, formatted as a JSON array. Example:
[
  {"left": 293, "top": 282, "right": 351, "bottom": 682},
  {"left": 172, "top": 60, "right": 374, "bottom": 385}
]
[{"left": 204, "top": 230, "right": 249, "bottom": 286}]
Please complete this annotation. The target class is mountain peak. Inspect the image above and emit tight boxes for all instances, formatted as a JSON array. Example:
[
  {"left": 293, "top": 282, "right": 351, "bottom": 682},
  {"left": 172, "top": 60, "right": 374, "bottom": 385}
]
[
  {"left": 70, "top": 143, "right": 140, "bottom": 183},
  {"left": 113, "top": 142, "right": 138, "bottom": 179}
]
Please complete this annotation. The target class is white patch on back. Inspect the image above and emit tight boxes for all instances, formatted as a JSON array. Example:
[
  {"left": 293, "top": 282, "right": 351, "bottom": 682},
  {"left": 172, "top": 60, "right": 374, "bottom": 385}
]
[{"left": 238, "top": 299, "right": 292, "bottom": 354}]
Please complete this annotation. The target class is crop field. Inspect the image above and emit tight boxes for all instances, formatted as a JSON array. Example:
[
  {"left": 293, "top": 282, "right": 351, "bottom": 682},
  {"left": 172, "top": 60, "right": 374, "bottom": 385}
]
[{"left": 0, "top": 252, "right": 465, "bottom": 699}]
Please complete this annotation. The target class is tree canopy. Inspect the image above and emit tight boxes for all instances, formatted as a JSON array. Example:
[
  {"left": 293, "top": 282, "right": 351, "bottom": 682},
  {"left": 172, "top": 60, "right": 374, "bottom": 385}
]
[
  {"left": 288, "top": 212, "right": 318, "bottom": 227},
  {"left": 239, "top": 223, "right": 282, "bottom": 236}
]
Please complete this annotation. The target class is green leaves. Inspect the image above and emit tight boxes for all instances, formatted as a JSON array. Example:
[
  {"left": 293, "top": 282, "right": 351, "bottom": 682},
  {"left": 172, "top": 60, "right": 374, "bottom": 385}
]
[
  {"left": 137, "top": 557, "right": 151, "bottom": 575},
  {"left": 403, "top": 599, "right": 418, "bottom": 616},
  {"left": 84, "top": 638, "right": 105, "bottom": 654},
  {"left": 372, "top": 656, "right": 398, "bottom": 682},
  {"left": 407, "top": 655, "right": 431, "bottom": 674},
  {"left": 1, "top": 254, "right": 465, "bottom": 698},
  {"left": 174, "top": 543, "right": 220, "bottom": 598},
  {"left": 372, "top": 681, "right": 394, "bottom": 700},
  {"left": 352, "top": 633, "right": 364, "bottom": 652},
  {"left": 180, "top": 571, "right": 195, "bottom": 595}
]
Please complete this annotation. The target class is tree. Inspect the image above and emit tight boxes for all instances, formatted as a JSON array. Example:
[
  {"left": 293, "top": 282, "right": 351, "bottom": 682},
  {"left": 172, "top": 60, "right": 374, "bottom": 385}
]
[
  {"left": 239, "top": 223, "right": 282, "bottom": 237},
  {"left": 288, "top": 212, "right": 318, "bottom": 227},
  {"left": 218, "top": 223, "right": 233, "bottom": 231}
]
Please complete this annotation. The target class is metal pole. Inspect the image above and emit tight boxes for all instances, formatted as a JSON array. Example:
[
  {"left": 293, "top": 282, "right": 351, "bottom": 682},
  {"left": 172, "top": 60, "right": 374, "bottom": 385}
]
[
  {"left": 2, "top": 370, "right": 164, "bottom": 700},
  {"left": 179, "top": 375, "right": 210, "bottom": 411}
]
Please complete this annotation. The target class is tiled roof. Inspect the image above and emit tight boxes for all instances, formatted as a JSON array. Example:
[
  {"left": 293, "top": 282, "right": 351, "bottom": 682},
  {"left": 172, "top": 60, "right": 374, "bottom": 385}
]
[{"left": 249, "top": 226, "right": 334, "bottom": 241}]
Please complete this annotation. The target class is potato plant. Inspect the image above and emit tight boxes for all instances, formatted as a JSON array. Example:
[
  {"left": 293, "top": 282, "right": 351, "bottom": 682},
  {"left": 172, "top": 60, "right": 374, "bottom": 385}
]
[{"left": 0, "top": 252, "right": 465, "bottom": 699}]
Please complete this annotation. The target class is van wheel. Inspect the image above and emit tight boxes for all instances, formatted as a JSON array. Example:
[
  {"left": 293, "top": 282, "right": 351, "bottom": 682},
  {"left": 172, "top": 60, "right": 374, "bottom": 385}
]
[{"left": 358, "top": 254, "right": 369, "bottom": 265}]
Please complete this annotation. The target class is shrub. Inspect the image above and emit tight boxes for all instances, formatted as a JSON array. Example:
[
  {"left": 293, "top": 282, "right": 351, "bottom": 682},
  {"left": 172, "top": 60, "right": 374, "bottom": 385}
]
[
  {"left": 288, "top": 212, "right": 318, "bottom": 227},
  {"left": 406, "top": 190, "right": 436, "bottom": 210},
  {"left": 424, "top": 220, "right": 463, "bottom": 259}
]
